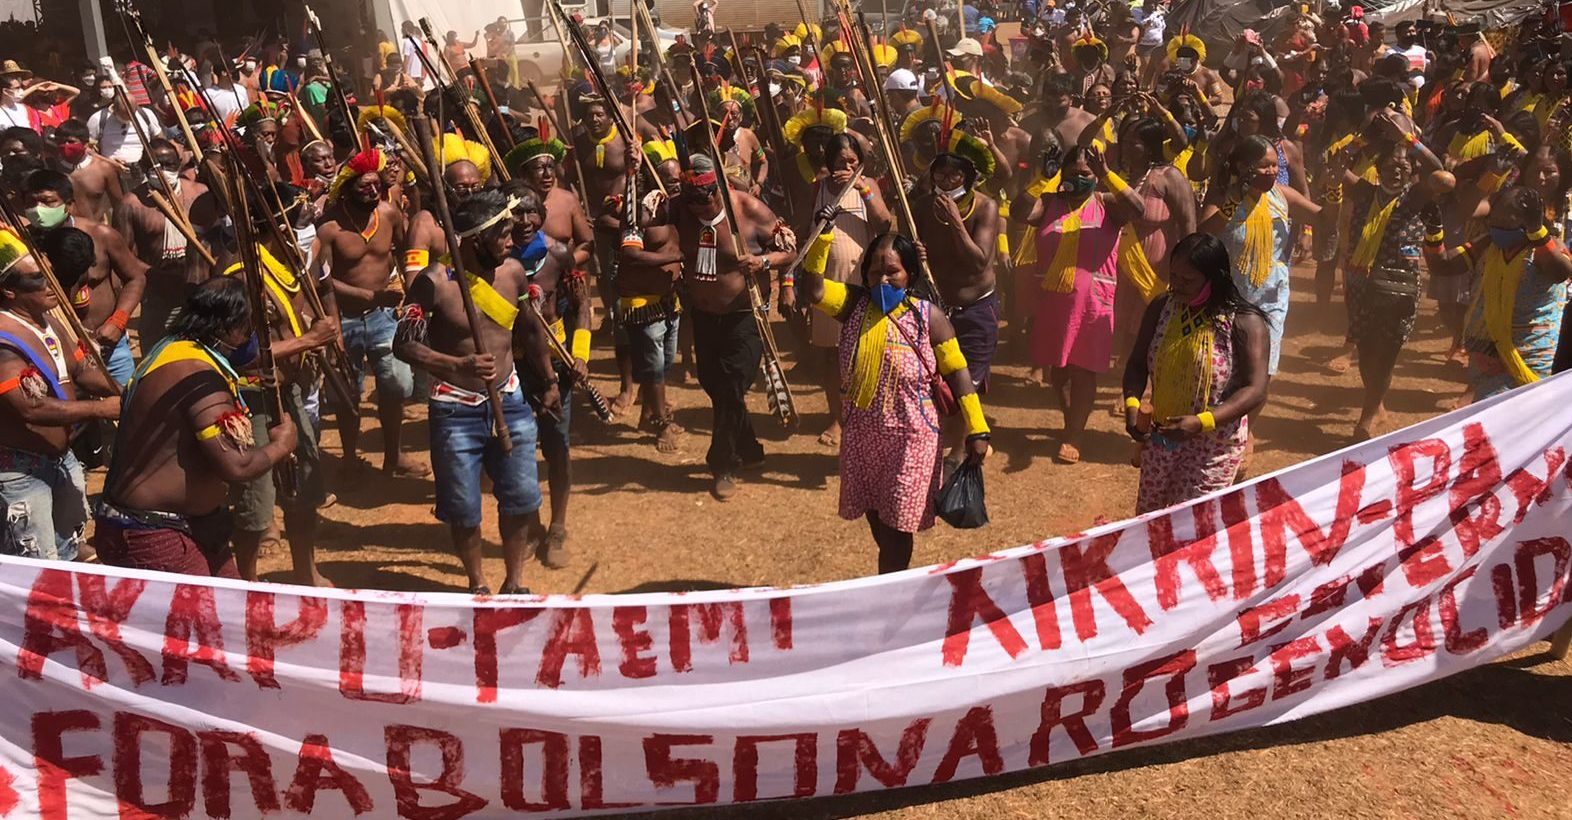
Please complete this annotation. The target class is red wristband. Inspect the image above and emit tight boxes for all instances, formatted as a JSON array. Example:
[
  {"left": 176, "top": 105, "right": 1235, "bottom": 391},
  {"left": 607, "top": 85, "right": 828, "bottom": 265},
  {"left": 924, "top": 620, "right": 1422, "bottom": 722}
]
[{"left": 108, "top": 310, "right": 129, "bottom": 331}]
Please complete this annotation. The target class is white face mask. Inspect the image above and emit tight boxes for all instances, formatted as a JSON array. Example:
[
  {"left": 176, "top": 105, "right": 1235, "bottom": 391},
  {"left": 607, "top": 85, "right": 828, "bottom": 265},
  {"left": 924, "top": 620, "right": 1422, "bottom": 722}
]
[
  {"left": 941, "top": 184, "right": 967, "bottom": 200},
  {"left": 296, "top": 57, "right": 307, "bottom": 68},
  {"left": 787, "top": 55, "right": 802, "bottom": 66},
  {"left": 99, "top": 86, "right": 114, "bottom": 100},
  {"left": 244, "top": 60, "right": 257, "bottom": 72},
  {"left": 159, "top": 168, "right": 181, "bottom": 188}
]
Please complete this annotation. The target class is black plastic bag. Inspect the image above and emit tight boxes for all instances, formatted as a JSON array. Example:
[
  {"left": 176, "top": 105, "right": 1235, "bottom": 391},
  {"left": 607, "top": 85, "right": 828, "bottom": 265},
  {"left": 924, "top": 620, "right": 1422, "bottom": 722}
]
[{"left": 935, "top": 462, "right": 988, "bottom": 529}]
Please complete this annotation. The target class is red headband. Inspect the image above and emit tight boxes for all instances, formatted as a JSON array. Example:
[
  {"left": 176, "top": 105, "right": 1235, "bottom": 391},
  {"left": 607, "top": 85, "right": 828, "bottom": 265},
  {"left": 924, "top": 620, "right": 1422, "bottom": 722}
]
[{"left": 683, "top": 170, "right": 718, "bottom": 187}]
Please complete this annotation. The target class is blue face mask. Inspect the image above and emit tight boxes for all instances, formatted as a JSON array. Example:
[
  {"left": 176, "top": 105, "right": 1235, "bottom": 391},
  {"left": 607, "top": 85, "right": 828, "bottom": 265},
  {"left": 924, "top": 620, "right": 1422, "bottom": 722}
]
[
  {"left": 224, "top": 333, "right": 259, "bottom": 369},
  {"left": 1489, "top": 227, "right": 1525, "bottom": 249},
  {"left": 512, "top": 229, "right": 548, "bottom": 270},
  {"left": 873, "top": 282, "right": 907, "bottom": 314},
  {"left": 1181, "top": 125, "right": 1198, "bottom": 142}
]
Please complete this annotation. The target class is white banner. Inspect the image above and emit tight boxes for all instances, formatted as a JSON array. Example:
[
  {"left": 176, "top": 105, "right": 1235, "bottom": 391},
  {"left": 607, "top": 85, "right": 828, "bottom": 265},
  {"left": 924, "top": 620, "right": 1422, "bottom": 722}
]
[{"left": 3, "top": 375, "right": 1572, "bottom": 819}]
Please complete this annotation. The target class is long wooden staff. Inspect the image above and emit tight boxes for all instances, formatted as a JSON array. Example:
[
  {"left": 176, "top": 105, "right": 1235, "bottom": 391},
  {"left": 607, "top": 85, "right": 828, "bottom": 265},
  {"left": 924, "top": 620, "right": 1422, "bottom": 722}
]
[
  {"left": 414, "top": 20, "right": 511, "bottom": 183},
  {"left": 469, "top": 57, "right": 517, "bottom": 150},
  {"left": 785, "top": 169, "right": 861, "bottom": 272},
  {"left": 288, "top": 87, "right": 325, "bottom": 143},
  {"left": 749, "top": 45, "right": 795, "bottom": 221},
  {"left": 304, "top": 4, "right": 360, "bottom": 149},
  {"left": 689, "top": 63, "right": 798, "bottom": 427},
  {"left": 0, "top": 198, "right": 119, "bottom": 394},
  {"left": 524, "top": 79, "right": 592, "bottom": 208},
  {"left": 107, "top": 82, "right": 217, "bottom": 266},
  {"left": 412, "top": 115, "right": 512, "bottom": 451}
]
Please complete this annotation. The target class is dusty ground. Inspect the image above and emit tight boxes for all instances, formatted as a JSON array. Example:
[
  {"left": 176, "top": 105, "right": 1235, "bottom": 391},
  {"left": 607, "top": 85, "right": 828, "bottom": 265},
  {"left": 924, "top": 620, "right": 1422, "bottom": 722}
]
[{"left": 112, "top": 261, "right": 1572, "bottom": 817}]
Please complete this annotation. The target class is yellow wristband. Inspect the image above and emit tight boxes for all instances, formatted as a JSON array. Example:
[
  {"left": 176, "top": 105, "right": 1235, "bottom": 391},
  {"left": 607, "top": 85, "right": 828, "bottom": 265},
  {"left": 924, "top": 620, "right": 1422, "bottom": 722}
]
[
  {"left": 570, "top": 328, "right": 591, "bottom": 363},
  {"left": 1197, "top": 411, "right": 1216, "bottom": 432},
  {"left": 403, "top": 248, "right": 431, "bottom": 274},
  {"left": 1527, "top": 224, "right": 1550, "bottom": 243},
  {"left": 818, "top": 278, "right": 849, "bottom": 315},
  {"left": 195, "top": 423, "right": 222, "bottom": 441},
  {"left": 1124, "top": 396, "right": 1141, "bottom": 410},
  {"left": 959, "top": 392, "right": 990, "bottom": 437},
  {"left": 934, "top": 338, "right": 967, "bottom": 377},
  {"left": 1100, "top": 171, "right": 1130, "bottom": 195},
  {"left": 802, "top": 230, "right": 835, "bottom": 276}
]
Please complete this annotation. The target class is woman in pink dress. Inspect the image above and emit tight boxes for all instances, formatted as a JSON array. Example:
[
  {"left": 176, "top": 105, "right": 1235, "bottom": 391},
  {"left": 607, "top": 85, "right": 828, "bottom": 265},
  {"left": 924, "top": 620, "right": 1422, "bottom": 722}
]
[
  {"left": 795, "top": 221, "right": 992, "bottom": 573},
  {"left": 1021, "top": 145, "right": 1146, "bottom": 463}
]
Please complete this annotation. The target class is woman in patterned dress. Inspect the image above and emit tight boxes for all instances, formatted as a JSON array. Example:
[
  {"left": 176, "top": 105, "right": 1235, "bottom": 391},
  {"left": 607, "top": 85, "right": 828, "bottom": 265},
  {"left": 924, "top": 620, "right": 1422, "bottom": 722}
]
[
  {"left": 1332, "top": 120, "right": 1453, "bottom": 439},
  {"left": 1199, "top": 135, "right": 1321, "bottom": 377},
  {"left": 1023, "top": 144, "right": 1146, "bottom": 464},
  {"left": 1123, "top": 233, "right": 1271, "bottom": 513},
  {"left": 1430, "top": 185, "right": 1572, "bottom": 402},
  {"left": 796, "top": 224, "right": 992, "bottom": 573},
  {"left": 806, "top": 134, "right": 891, "bottom": 449}
]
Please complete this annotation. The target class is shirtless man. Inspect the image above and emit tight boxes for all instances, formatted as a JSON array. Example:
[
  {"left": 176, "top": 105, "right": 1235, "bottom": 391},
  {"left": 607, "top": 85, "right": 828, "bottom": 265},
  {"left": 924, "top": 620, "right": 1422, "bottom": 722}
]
[
  {"left": 910, "top": 152, "right": 1001, "bottom": 466},
  {"left": 0, "top": 230, "right": 120, "bottom": 562},
  {"left": 691, "top": 95, "right": 768, "bottom": 197},
  {"left": 25, "top": 170, "right": 147, "bottom": 386},
  {"left": 394, "top": 190, "right": 555, "bottom": 594},
  {"left": 115, "top": 139, "right": 219, "bottom": 356},
  {"left": 509, "top": 136, "right": 593, "bottom": 268},
  {"left": 52, "top": 120, "right": 121, "bottom": 224},
  {"left": 617, "top": 149, "right": 685, "bottom": 452},
  {"left": 402, "top": 159, "right": 488, "bottom": 284},
  {"left": 223, "top": 182, "right": 341, "bottom": 586},
  {"left": 93, "top": 277, "right": 297, "bottom": 578},
  {"left": 504, "top": 183, "right": 588, "bottom": 570},
  {"left": 822, "top": 51, "right": 871, "bottom": 119},
  {"left": 315, "top": 147, "right": 426, "bottom": 477},
  {"left": 1023, "top": 74, "right": 1095, "bottom": 157},
  {"left": 651, "top": 154, "right": 795, "bottom": 500}
]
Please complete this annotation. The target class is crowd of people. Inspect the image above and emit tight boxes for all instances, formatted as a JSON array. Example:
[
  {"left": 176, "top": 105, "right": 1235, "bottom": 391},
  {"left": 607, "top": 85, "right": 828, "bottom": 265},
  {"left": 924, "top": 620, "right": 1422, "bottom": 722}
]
[{"left": 1, "top": 0, "right": 1570, "bottom": 590}]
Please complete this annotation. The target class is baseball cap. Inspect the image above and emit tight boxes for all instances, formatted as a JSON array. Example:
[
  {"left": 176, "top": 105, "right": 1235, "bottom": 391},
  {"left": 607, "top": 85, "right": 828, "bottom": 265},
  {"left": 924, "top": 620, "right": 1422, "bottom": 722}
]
[
  {"left": 884, "top": 68, "right": 920, "bottom": 93},
  {"left": 947, "top": 38, "right": 984, "bottom": 58}
]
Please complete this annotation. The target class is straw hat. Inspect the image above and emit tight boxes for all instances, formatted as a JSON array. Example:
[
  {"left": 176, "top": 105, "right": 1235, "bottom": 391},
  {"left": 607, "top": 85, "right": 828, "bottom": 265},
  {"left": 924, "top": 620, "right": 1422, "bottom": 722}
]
[{"left": 0, "top": 60, "right": 32, "bottom": 81}]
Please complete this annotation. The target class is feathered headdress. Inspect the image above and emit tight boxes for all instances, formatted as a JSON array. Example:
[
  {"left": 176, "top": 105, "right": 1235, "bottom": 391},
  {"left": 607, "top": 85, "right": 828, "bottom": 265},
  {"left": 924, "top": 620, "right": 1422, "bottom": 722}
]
[
  {"left": 891, "top": 26, "right": 922, "bottom": 48},
  {"left": 793, "top": 22, "right": 822, "bottom": 43},
  {"left": 616, "top": 64, "right": 655, "bottom": 96},
  {"left": 1071, "top": 31, "right": 1108, "bottom": 62},
  {"left": 706, "top": 84, "right": 756, "bottom": 123},
  {"left": 871, "top": 43, "right": 897, "bottom": 69},
  {"left": 357, "top": 104, "right": 408, "bottom": 137},
  {"left": 643, "top": 138, "right": 678, "bottom": 165},
  {"left": 235, "top": 99, "right": 282, "bottom": 131},
  {"left": 900, "top": 104, "right": 947, "bottom": 144},
  {"left": 773, "top": 33, "right": 802, "bottom": 56},
  {"left": 328, "top": 147, "right": 387, "bottom": 200},
  {"left": 782, "top": 106, "right": 848, "bottom": 147},
  {"left": 437, "top": 132, "right": 492, "bottom": 183},
  {"left": 0, "top": 227, "right": 30, "bottom": 279},
  {"left": 937, "top": 129, "right": 996, "bottom": 181},
  {"left": 952, "top": 73, "right": 1023, "bottom": 116},
  {"left": 1167, "top": 32, "right": 1206, "bottom": 64},
  {"left": 504, "top": 135, "right": 566, "bottom": 174}
]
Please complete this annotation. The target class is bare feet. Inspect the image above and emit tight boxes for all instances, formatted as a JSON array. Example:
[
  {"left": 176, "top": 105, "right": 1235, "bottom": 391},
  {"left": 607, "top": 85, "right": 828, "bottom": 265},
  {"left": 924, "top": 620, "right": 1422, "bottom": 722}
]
[
  {"left": 1446, "top": 345, "right": 1468, "bottom": 367},
  {"left": 292, "top": 568, "right": 335, "bottom": 587},
  {"left": 816, "top": 421, "right": 842, "bottom": 448},
  {"left": 536, "top": 524, "right": 568, "bottom": 570},
  {"left": 385, "top": 455, "right": 431, "bottom": 479},
  {"left": 1055, "top": 442, "right": 1081, "bottom": 464},
  {"left": 1026, "top": 367, "right": 1045, "bottom": 387},
  {"left": 711, "top": 473, "right": 738, "bottom": 501}
]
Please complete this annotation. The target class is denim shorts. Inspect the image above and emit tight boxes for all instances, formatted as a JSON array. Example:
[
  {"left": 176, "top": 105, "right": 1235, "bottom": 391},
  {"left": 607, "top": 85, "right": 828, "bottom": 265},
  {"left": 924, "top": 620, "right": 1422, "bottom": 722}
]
[
  {"left": 103, "top": 335, "right": 134, "bottom": 387},
  {"left": 429, "top": 386, "right": 542, "bottom": 528},
  {"left": 0, "top": 446, "right": 86, "bottom": 561},
  {"left": 520, "top": 361, "right": 570, "bottom": 462},
  {"left": 626, "top": 314, "right": 680, "bottom": 384},
  {"left": 340, "top": 307, "right": 414, "bottom": 402},
  {"left": 230, "top": 382, "right": 326, "bottom": 532}
]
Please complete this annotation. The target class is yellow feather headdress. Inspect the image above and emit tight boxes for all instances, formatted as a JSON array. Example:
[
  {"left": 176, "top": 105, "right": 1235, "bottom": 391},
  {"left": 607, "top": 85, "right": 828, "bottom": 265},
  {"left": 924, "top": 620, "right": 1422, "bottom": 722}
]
[
  {"left": 1167, "top": 33, "right": 1206, "bottom": 65},
  {"left": 783, "top": 106, "right": 848, "bottom": 147}
]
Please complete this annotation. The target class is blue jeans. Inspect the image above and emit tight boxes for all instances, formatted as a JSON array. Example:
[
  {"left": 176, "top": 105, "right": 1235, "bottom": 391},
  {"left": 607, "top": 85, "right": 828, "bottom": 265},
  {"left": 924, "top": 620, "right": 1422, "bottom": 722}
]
[
  {"left": 103, "top": 335, "right": 134, "bottom": 386},
  {"left": 0, "top": 446, "right": 86, "bottom": 561},
  {"left": 340, "top": 307, "right": 414, "bottom": 402},
  {"left": 627, "top": 314, "right": 680, "bottom": 384},
  {"left": 429, "top": 387, "right": 542, "bottom": 528}
]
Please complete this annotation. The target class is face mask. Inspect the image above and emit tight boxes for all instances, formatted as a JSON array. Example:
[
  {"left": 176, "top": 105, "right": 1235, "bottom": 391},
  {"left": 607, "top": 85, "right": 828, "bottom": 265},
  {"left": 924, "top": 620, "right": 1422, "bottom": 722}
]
[
  {"left": 296, "top": 57, "right": 307, "bottom": 68},
  {"left": 27, "top": 204, "right": 67, "bottom": 228},
  {"left": 1250, "top": 172, "right": 1276, "bottom": 193},
  {"left": 99, "top": 87, "right": 114, "bottom": 100},
  {"left": 244, "top": 61, "right": 257, "bottom": 72},
  {"left": 872, "top": 282, "right": 907, "bottom": 314},
  {"left": 787, "top": 55, "right": 802, "bottom": 66},
  {"left": 1181, "top": 125, "right": 1198, "bottom": 141},
  {"left": 1187, "top": 281, "right": 1213, "bottom": 308},
  {"left": 1176, "top": 57, "right": 1195, "bottom": 73},
  {"left": 224, "top": 333, "right": 259, "bottom": 368},
  {"left": 59, "top": 141, "right": 87, "bottom": 163},
  {"left": 1064, "top": 175, "right": 1096, "bottom": 196},
  {"left": 294, "top": 222, "right": 317, "bottom": 256},
  {"left": 159, "top": 168, "right": 181, "bottom": 188},
  {"left": 940, "top": 184, "right": 967, "bottom": 200},
  {"left": 1489, "top": 226, "right": 1525, "bottom": 248}
]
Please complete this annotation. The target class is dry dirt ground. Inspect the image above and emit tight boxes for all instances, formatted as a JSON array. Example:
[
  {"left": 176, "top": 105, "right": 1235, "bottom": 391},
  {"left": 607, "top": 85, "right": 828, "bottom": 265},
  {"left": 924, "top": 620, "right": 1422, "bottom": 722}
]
[{"left": 104, "top": 261, "right": 1572, "bottom": 818}]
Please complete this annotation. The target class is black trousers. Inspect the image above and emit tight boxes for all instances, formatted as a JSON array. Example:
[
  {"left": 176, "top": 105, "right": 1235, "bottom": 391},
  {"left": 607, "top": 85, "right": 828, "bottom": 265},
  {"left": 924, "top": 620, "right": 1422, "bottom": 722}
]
[{"left": 691, "top": 308, "right": 764, "bottom": 473}]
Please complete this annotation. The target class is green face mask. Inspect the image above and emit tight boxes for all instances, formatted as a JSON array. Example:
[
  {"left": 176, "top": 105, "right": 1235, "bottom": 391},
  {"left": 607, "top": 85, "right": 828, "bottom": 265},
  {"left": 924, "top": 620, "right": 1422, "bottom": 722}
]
[
  {"left": 1063, "top": 175, "right": 1097, "bottom": 196},
  {"left": 27, "top": 203, "right": 67, "bottom": 229}
]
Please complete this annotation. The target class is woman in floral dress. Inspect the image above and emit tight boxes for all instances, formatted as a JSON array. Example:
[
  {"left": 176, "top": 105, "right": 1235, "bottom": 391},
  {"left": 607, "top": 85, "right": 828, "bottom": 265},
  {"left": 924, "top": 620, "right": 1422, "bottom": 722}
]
[
  {"left": 1123, "top": 233, "right": 1271, "bottom": 513},
  {"left": 796, "top": 219, "right": 992, "bottom": 573}
]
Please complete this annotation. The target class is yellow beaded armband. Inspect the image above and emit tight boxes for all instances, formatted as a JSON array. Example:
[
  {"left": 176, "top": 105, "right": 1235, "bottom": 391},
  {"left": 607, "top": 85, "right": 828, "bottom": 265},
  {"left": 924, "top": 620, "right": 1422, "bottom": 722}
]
[
  {"left": 1124, "top": 396, "right": 1141, "bottom": 410},
  {"left": 803, "top": 230, "right": 835, "bottom": 276},
  {"left": 1197, "top": 411, "right": 1216, "bottom": 432},
  {"left": 196, "top": 424, "right": 222, "bottom": 441},
  {"left": 1527, "top": 224, "right": 1551, "bottom": 244},
  {"left": 934, "top": 338, "right": 967, "bottom": 377},
  {"left": 403, "top": 249, "right": 431, "bottom": 273},
  {"left": 959, "top": 392, "right": 990, "bottom": 437},
  {"left": 570, "top": 328, "right": 591, "bottom": 363}
]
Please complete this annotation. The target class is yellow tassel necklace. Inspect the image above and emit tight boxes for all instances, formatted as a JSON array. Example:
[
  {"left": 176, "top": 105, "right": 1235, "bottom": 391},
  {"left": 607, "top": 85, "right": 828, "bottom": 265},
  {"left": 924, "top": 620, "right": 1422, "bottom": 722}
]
[
  {"left": 1348, "top": 189, "right": 1402, "bottom": 272},
  {"left": 1150, "top": 302, "right": 1217, "bottom": 423},
  {"left": 848, "top": 299, "right": 911, "bottom": 410},
  {"left": 1231, "top": 188, "right": 1280, "bottom": 288},
  {"left": 1043, "top": 194, "right": 1091, "bottom": 293}
]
